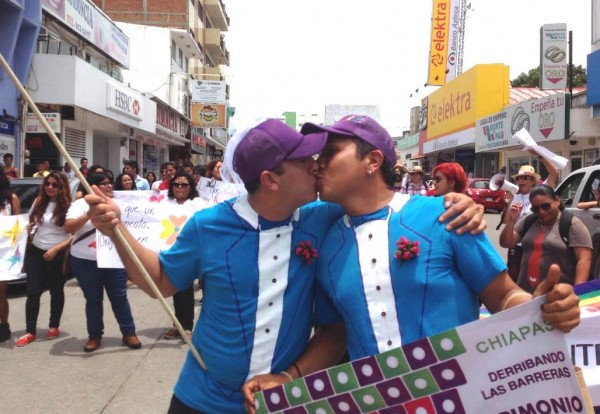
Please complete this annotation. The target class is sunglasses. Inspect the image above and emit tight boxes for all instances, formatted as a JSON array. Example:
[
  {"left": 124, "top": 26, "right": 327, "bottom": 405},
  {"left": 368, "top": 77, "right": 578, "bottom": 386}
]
[
  {"left": 515, "top": 176, "right": 531, "bottom": 182},
  {"left": 44, "top": 181, "right": 59, "bottom": 189},
  {"left": 433, "top": 176, "right": 443, "bottom": 183},
  {"left": 530, "top": 203, "right": 552, "bottom": 213},
  {"left": 173, "top": 182, "right": 190, "bottom": 188}
]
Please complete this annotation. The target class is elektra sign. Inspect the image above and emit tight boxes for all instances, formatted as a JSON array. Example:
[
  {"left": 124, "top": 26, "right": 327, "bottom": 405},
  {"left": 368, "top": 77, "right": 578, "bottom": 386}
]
[{"left": 106, "top": 84, "right": 143, "bottom": 120}]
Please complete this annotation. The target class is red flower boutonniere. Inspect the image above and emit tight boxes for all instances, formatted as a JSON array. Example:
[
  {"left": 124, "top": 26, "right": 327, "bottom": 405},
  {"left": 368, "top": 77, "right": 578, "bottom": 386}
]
[
  {"left": 296, "top": 240, "right": 318, "bottom": 265},
  {"left": 394, "top": 236, "right": 420, "bottom": 262}
]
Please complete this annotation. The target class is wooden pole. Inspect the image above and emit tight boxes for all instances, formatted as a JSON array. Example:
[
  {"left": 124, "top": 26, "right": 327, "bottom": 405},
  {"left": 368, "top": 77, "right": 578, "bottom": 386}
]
[{"left": 0, "top": 52, "right": 206, "bottom": 370}]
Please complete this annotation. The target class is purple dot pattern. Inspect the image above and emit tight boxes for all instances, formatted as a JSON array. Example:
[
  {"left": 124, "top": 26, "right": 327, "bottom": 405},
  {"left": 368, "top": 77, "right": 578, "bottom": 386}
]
[{"left": 256, "top": 329, "right": 469, "bottom": 413}]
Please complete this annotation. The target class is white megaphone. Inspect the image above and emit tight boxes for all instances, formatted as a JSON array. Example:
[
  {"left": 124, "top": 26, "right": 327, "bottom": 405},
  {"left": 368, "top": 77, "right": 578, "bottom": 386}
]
[{"left": 490, "top": 173, "right": 519, "bottom": 194}]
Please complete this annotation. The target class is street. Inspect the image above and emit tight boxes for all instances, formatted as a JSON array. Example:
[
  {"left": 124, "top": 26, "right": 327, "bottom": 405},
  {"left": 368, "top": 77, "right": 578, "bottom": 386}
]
[{"left": 0, "top": 212, "right": 508, "bottom": 414}]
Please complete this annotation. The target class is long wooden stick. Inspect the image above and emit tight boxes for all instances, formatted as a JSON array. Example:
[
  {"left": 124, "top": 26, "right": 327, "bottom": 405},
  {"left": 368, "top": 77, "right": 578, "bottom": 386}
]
[{"left": 0, "top": 52, "right": 206, "bottom": 370}]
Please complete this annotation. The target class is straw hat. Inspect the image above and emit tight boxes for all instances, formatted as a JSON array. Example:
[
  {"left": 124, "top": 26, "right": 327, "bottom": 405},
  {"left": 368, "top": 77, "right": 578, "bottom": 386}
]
[
  {"left": 410, "top": 166, "right": 424, "bottom": 175},
  {"left": 511, "top": 165, "right": 541, "bottom": 181}
]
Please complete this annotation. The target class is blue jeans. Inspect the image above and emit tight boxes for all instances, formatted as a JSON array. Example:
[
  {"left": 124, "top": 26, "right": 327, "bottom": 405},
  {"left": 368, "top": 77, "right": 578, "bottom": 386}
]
[{"left": 70, "top": 257, "right": 136, "bottom": 339}]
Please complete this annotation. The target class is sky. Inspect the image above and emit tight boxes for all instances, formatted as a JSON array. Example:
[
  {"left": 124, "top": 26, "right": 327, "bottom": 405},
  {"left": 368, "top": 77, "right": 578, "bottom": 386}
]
[{"left": 223, "top": 0, "right": 591, "bottom": 135}]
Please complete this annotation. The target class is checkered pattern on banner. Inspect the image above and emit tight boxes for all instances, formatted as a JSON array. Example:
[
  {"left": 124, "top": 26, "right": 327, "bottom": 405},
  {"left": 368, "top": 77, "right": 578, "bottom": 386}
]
[{"left": 255, "top": 329, "right": 468, "bottom": 414}]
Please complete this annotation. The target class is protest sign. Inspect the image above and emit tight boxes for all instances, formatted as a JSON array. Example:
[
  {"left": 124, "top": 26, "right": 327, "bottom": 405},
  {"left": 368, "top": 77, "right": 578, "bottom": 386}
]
[
  {"left": 0, "top": 214, "right": 28, "bottom": 281},
  {"left": 97, "top": 191, "right": 204, "bottom": 268},
  {"left": 256, "top": 298, "right": 585, "bottom": 413},
  {"left": 569, "top": 279, "right": 600, "bottom": 408},
  {"left": 197, "top": 177, "right": 245, "bottom": 205}
]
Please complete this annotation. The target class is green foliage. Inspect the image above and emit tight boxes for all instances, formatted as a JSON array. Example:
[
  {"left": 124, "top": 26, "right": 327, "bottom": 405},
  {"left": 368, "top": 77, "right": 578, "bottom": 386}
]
[{"left": 511, "top": 65, "right": 586, "bottom": 87}]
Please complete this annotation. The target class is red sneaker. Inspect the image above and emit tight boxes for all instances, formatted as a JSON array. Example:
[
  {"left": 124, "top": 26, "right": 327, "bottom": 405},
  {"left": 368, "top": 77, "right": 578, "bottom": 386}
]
[
  {"left": 16, "top": 333, "right": 36, "bottom": 347},
  {"left": 45, "top": 327, "right": 60, "bottom": 340}
]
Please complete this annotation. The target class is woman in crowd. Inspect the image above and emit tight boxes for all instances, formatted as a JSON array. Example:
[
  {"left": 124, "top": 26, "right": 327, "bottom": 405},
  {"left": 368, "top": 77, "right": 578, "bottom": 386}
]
[
  {"left": 146, "top": 171, "right": 157, "bottom": 188},
  {"left": 3, "top": 153, "right": 18, "bottom": 179},
  {"left": 114, "top": 172, "right": 137, "bottom": 191},
  {"left": 65, "top": 173, "right": 141, "bottom": 352},
  {"left": 431, "top": 162, "right": 468, "bottom": 196},
  {"left": 503, "top": 158, "right": 558, "bottom": 280},
  {"left": 206, "top": 160, "right": 223, "bottom": 181},
  {"left": 0, "top": 169, "right": 21, "bottom": 342},
  {"left": 500, "top": 184, "right": 592, "bottom": 293},
  {"left": 16, "top": 173, "right": 72, "bottom": 347},
  {"left": 162, "top": 172, "right": 202, "bottom": 340}
]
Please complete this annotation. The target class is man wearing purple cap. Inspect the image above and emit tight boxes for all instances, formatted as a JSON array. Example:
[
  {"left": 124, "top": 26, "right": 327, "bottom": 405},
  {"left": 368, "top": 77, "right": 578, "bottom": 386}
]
[
  {"left": 84, "top": 118, "right": 486, "bottom": 413},
  {"left": 243, "top": 115, "right": 581, "bottom": 412}
]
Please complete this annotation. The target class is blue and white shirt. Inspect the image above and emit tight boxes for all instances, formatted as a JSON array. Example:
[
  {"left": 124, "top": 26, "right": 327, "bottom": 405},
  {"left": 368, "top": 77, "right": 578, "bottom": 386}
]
[
  {"left": 316, "top": 193, "right": 506, "bottom": 360},
  {"left": 160, "top": 195, "right": 342, "bottom": 413}
]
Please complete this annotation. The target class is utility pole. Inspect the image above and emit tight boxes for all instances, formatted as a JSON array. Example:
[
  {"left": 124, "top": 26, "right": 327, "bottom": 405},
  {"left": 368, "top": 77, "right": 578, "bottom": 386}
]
[{"left": 457, "top": 0, "right": 471, "bottom": 75}]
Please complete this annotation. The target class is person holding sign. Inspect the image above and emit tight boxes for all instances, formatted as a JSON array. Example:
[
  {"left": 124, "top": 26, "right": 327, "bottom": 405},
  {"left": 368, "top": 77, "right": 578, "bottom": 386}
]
[
  {"left": 84, "top": 119, "right": 487, "bottom": 413},
  {"left": 241, "top": 116, "right": 582, "bottom": 413},
  {"left": 0, "top": 169, "right": 20, "bottom": 342},
  {"left": 162, "top": 172, "right": 205, "bottom": 340},
  {"left": 65, "top": 173, "right": 141, "bottom": 353}
]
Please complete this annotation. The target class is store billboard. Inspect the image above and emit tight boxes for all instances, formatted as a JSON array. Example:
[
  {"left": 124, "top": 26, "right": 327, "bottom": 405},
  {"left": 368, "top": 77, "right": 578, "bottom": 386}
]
[
  {"left": 190, "top": 80, "right": 227, "bottom": 104},
  {"left": 475, "top": 93, "right": 568, "bottom": 152},
  {"left": 426, "top": 64, "right": 509, "bottom": 141},
  {"left": 190, "top": 103, "right": 227, "bottom": 128},
  {"left": 540, "top": 23, "right": 568, "bottom": 90},
  {"left": 427, "top": 0, "right": 460, "bottom": 85},
  {"left": 42, "top": 0, "right": 130, "bottom": 68}
]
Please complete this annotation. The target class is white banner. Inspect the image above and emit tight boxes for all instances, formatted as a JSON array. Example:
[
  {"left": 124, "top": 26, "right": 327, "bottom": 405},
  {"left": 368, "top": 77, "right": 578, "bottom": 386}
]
[
  {"left": 190, "top": 80, "right": 227, "bottom": 104},
  {"left": 0, "top": 214, "right": 28, "bottom": 281},
  {"left": 475, "top": 93, "right": 567, "bottom": 152},
  {"left": 256, "top": 298, "right": 586, "bottom": 413},
  {"left": 98, "top": 184, "right": 243, "bottom": 268}
]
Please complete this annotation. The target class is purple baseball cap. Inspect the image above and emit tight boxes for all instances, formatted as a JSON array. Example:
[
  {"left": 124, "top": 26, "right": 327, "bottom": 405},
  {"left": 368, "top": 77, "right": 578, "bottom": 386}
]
[
  {"left": 301, "top": 115, "right": 397, "bottom": 166},
  {"left": 232, "top": 119, "right": 326, "bottom": 183}
]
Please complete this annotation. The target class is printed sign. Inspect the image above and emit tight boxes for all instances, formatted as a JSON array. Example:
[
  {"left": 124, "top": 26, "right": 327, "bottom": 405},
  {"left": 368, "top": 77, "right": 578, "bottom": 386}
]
[
  {"left": 0, "top": 215, "right": 28, "bottom": 281},
  {"left": 26, "top": 112, "right": 62, "bottom": 134},
  {"left": 428, "top": 0, "right": 452, "bottom": 86},
  {"left": 256, "top": 298, "right": 585, "bottom": 413},
  {"left": 475, "top": 93, "right": 567, "bottom": 152},
  {"left": 190, "top": 80, "right": 227, "bottom": 104},
  {"left": 41, "top": 0, "right": 130, "bottom": 68},
  {"left": 106, "top": 83, "right": 143, "bottom": 120},
  {"left": 540, "top": 24, "right": 568, "bottom": 90},
  {"left": 191, "top": 103, "right": 227, "bottom": 128}
]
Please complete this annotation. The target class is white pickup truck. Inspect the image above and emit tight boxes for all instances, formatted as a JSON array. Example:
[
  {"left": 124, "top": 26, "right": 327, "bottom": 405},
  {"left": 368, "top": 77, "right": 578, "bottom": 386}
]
[{"left": 555, "top": 164, "right": 600, "bottom": 279}]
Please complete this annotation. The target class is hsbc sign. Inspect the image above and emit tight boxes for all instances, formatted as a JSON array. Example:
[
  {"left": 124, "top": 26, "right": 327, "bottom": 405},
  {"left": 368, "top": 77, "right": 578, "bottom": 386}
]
[{"left": 106, "top": 83, "right": 143, "bottom": 120}]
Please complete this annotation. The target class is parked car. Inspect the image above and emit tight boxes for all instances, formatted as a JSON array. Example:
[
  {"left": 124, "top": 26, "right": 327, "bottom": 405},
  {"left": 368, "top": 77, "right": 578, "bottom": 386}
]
[
  {"left": 555, "top": 164, "right": 600, "bottom": 280},
  {"left": 8, "top": 177, "right": 80, "bottom": 284},
  {"left": 463, "top": 178, "right": 506, "bottom": 212}
]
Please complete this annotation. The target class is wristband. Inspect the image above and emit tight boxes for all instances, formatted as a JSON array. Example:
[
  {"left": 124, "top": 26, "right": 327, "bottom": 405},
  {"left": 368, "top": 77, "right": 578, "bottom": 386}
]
[
  {"left": 501, "top": 290, "right": 531, "bottom": 310},
  {"left": 280, "top": 371, "right": 294, "bottom": 382}
]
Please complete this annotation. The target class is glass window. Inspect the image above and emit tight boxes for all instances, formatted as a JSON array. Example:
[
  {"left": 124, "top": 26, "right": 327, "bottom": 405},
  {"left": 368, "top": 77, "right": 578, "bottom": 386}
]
[
  {"left": 171, "top": 40, "right": 177, "bottom": 61},
  {"left": 556, "top": 172, "right": 585, "bottom": 207},
  {"left": 178, "top": 49, "right": 183, "bottom": 68}
]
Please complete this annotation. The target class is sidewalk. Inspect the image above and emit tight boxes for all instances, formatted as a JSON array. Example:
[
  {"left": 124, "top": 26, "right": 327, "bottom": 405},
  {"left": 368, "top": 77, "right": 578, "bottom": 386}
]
[{"left": 1, "top": 279, "right": 196, "bottom": 413}]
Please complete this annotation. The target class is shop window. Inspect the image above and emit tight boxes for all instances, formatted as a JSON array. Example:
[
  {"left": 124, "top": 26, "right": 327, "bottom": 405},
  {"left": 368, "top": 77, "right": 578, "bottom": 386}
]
[{"left": 37, "top": 29, "right": 76, "bottom": 56}]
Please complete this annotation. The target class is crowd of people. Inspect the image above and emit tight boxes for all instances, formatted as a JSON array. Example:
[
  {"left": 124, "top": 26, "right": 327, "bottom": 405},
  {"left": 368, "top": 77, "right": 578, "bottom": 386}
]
[
  {"left": 0, "top": 115, "right": 591, "bottom": 413},
  {"left": 0, "top": 156, "right": 221, "bottom": 349}
]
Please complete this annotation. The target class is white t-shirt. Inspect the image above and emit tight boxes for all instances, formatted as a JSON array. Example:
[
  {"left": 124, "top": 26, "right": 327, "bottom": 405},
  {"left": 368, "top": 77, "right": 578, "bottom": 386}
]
[
  {"left": 66, "top": 198, "right": 97, "bottom": 261},
  {"left": 31, "top": 201, "right": 70, "bottom": 250}
]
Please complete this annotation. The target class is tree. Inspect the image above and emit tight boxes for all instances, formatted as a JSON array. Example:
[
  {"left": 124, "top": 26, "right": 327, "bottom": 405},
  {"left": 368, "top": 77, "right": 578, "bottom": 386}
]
[{"left": 511, "top": 65, "right": 586, "bottom": 87}]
